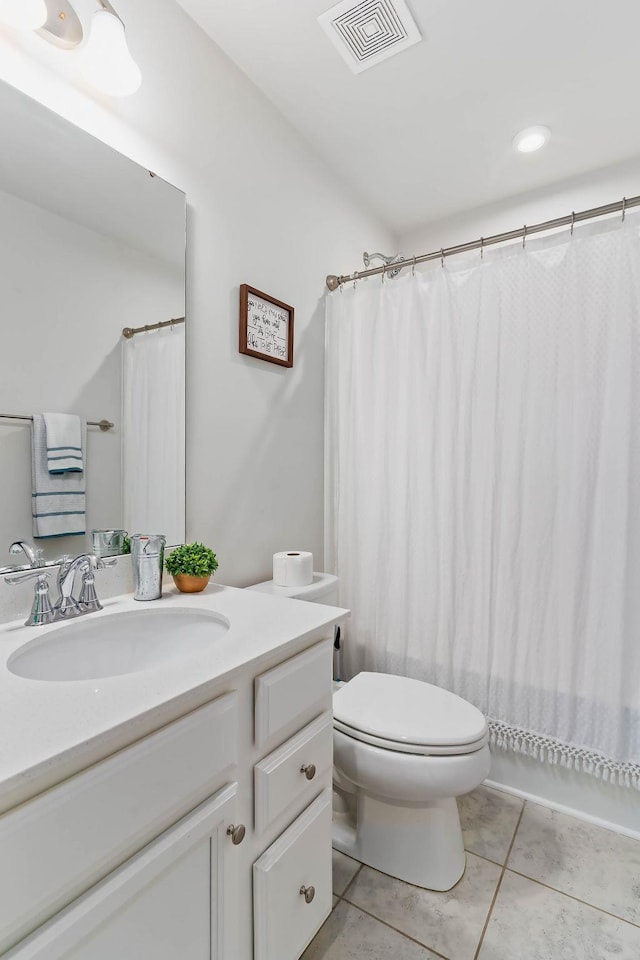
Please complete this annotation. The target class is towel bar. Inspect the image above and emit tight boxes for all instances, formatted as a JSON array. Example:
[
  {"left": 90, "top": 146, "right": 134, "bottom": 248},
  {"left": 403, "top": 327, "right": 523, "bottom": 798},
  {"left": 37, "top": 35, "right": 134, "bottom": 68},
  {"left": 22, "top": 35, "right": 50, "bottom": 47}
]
[{"left": 0, "top": 415, "right": 114, "bottom": 431}]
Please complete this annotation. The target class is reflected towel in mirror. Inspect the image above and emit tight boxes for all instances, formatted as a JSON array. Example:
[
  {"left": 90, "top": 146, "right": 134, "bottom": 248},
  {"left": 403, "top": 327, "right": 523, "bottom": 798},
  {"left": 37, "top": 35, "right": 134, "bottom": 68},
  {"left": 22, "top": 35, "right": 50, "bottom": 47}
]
[
  {"left": 31, "top": 415, "right": 86, "bottom": 538},
  {"left": 43, "top": 412, "right": 84, "bottom": 473}
]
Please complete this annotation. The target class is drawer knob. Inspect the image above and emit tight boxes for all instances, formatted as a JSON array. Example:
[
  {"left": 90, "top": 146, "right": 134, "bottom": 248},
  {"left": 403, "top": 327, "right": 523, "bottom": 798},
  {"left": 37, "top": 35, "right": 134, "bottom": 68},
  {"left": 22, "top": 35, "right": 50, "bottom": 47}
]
[
  {"left": 300, "top": 884, "right": 316, "bottom": 904},
  {"left": 300, "top": 763, "right": 316, "bottom": 781},
  {"left": 227, "top": 823, "right": 246, "bottom": 845}
]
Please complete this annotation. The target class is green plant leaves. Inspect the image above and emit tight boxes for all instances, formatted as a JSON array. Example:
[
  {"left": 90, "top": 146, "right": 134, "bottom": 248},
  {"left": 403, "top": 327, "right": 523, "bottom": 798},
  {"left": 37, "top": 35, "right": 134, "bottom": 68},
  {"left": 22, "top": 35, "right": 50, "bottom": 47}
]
[{"left": 165, "top": 542, "right": 219, "bottom": 577}]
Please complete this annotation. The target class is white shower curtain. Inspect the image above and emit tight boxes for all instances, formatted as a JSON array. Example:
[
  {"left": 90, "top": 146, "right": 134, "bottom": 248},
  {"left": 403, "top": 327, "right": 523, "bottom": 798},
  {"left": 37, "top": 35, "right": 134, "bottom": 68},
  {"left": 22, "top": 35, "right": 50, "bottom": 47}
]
[
  {"left": 122, "top": 326, "right": 185, "bottom": 545},
  {"left": 325, "top": 217, "right": 640, "bottom": 787}
]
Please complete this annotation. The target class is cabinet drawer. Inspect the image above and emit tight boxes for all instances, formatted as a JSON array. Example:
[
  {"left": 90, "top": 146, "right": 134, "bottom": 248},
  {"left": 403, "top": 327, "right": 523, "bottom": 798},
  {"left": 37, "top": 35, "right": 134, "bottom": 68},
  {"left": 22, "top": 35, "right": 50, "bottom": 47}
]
[
  {"left": 0, "top": 692, "right": 238, "bottom": 955},
  {"left": 255, "top": 711, "right": 333, "bottom": 836},
  {"left": 254, "top": 640, "right": 332, "bottom": 748},
  {"left": 254, "top": 790, "right": 332, "bottom": 960}
]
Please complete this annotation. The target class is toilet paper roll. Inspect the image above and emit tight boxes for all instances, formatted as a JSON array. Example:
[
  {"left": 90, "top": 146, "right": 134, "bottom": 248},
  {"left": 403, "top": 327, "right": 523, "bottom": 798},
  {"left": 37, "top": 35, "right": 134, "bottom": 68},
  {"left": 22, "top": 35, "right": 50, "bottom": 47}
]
[{"left": 273, "top": 551, "right": 314, "bottom": 587}]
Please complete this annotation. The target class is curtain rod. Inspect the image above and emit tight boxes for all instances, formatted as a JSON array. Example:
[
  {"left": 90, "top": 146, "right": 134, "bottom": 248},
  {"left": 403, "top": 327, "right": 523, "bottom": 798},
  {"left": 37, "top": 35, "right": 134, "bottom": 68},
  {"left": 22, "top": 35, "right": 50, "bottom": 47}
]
[
  {"left": 122, "top": 316, "right": 185, "bottom": 339},
  {"left": 326, "top": 194, "right": 640, "bottom": 291},
  {"left": 0, "top": 415, "right": 114, "bottom": 431}
]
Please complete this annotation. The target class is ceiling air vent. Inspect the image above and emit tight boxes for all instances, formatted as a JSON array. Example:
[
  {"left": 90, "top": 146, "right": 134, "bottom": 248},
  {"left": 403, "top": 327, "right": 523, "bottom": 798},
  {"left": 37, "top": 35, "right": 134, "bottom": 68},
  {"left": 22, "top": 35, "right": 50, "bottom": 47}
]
[{"left": 318, "top": 0, "right": 421, "bottom": 74}]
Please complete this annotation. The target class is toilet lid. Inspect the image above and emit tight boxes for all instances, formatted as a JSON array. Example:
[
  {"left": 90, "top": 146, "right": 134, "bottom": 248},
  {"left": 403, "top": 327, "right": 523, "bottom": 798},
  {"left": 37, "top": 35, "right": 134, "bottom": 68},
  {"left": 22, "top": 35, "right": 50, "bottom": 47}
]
[{"left": 333, "top": 672, "right": 487, "bottom": 750}]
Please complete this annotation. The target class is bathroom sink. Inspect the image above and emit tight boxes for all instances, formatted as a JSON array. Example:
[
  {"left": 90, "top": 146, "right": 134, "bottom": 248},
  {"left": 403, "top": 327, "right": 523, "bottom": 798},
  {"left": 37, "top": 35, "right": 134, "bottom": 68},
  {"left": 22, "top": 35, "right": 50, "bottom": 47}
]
[{"left": 7, "top": 607, "right": 230, "bottom": 682}]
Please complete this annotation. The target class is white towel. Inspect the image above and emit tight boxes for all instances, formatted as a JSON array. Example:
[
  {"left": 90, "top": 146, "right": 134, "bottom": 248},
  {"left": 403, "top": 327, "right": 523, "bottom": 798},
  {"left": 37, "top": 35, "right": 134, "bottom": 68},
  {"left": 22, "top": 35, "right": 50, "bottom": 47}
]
[
  {"left": 43, "top": 412, "right": 84, "bottom": 473},
  {"left": 32, "top": 415, "right": 86, "bottom": 539}
]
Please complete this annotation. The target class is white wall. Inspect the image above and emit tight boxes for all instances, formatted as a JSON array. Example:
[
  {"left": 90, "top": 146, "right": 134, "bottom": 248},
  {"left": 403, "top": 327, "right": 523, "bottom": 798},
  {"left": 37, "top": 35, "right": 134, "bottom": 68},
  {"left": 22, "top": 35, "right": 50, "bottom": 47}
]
[
  {"left": 0, "top": 0, "right": 391, "bottom": 590},
  {"left": 399, "top": 155, "right": 640, "bottom": 254}
]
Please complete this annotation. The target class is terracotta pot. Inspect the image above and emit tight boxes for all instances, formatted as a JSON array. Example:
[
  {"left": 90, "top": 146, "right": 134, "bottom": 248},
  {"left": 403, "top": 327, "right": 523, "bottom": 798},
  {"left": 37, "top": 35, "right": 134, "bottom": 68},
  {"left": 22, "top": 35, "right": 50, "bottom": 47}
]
[{"left": 172, "top": 573, "right": 211, "bottom": 594}]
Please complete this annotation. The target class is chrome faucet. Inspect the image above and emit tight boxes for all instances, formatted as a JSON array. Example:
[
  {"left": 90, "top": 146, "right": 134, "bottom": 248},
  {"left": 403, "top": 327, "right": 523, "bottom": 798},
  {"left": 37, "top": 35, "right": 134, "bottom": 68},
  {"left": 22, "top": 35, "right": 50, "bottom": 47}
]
[
  {"left": 56, "top": 554, "right": 107, "bottom": 618},
  {"left": 3, "top": 542, "right": 116, "bottom": 627}
]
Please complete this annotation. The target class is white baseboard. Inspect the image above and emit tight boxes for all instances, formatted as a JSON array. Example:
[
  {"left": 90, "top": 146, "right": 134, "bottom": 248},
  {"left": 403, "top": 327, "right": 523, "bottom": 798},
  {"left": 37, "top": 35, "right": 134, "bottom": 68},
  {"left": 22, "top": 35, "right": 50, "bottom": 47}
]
[{"left": 486, "top": 747, "right": 640, "bottom": 841}]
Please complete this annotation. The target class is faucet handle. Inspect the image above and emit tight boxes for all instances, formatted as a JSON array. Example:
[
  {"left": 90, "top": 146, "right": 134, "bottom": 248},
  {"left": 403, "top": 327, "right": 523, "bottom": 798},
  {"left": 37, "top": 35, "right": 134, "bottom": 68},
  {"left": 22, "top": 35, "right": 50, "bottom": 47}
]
[
  {"left": 78, "top": 566, "right": 103, "bottom": 612},
  {"left": 3, "top": 570, "right": 54, "bottom": 626},
  {"left": 4, "top": 569, "right": 51, "bottom": 586},
  {"left": 25, "top": 575, "right": 55, "bottom": 627}
]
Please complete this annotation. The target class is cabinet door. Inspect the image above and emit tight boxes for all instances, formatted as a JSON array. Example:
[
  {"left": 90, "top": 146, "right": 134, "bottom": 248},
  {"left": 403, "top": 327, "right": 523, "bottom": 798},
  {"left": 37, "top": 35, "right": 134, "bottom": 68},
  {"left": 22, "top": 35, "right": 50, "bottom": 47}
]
[
  {"left": 6, "top": 783, "right": 241, "bottom": 960},
  {"left": 1, "top": 692, "right": 238, "bottom": 954},
  {"left": 254, "top": 790, "right": 332, "bottom": 960}
]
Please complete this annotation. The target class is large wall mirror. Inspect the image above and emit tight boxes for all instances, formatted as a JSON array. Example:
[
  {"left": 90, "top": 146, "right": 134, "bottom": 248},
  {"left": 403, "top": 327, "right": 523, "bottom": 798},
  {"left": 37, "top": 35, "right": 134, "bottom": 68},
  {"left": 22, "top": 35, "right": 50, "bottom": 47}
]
[{"left": 0, "top": 80, "right": 186, "bottom": 562}]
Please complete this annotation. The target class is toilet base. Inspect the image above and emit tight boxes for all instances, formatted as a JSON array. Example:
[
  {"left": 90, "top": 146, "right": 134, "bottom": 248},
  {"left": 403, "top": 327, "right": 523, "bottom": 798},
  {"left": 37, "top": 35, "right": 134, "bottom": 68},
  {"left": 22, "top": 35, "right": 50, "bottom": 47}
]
[{"left": 333, "top": 789, "right": 466, "bottom": 891}]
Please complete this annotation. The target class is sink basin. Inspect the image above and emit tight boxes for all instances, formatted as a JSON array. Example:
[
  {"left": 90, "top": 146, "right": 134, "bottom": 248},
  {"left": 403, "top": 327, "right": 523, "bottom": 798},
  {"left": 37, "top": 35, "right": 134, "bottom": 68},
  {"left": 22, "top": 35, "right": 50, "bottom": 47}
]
[{"left": 7, "top": 607, "right": 230, "bottom": 682}]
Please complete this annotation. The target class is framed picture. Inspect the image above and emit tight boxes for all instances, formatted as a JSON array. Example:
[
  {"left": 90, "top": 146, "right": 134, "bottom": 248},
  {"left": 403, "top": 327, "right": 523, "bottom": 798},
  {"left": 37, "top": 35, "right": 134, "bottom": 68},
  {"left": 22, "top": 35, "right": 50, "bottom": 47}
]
[{"left": 239, "top": 284, "right": 294, "bottom": 368}]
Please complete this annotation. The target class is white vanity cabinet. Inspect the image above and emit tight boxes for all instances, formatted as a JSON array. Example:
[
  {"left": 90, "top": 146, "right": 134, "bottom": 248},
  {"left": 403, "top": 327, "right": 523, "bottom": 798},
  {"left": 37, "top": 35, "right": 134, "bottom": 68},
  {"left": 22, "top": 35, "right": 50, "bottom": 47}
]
[{"left": 0, "top": 628, "right": 337, "bottom": 960}]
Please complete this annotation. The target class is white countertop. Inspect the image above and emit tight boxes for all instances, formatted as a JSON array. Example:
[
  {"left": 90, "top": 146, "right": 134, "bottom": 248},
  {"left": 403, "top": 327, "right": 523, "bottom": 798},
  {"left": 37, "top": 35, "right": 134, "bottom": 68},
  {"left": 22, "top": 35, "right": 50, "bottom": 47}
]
[{"left": 0, "top": 584, "right": 348, "bottom": 814}]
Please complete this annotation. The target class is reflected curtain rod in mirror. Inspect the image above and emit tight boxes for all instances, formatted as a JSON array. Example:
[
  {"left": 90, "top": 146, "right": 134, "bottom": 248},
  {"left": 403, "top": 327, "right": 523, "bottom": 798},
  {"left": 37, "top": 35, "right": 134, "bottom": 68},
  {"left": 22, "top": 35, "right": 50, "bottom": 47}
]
[{"left": 122, "top": 316, "right": 186, "bottom": 339}]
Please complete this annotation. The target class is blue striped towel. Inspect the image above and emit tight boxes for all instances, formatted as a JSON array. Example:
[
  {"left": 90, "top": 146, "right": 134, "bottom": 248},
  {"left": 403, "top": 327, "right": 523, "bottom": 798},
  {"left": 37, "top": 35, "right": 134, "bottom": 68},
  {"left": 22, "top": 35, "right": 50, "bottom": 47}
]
[
  {"left": 32, "top": 415, "right": 86, "bottom": 539},
  {"left": 43, "top": 412, "right": 84, "bottom": 473}
]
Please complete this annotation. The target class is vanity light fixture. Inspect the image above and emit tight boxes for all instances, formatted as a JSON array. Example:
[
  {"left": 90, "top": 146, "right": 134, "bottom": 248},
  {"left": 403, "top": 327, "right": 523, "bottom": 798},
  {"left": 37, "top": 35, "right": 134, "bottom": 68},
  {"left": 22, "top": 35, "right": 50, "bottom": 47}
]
[
  {"left": 78, "top": 5, "right": 142, "bottom": 97},
  {"left": 0, "top": 0, "right": 48, "bottom": 31},
  {"left": 0, "top": 0, "right": 141, "bottom": 97},
  {"left": 513, "top": 125, "right": 551, "bottom": 154}
]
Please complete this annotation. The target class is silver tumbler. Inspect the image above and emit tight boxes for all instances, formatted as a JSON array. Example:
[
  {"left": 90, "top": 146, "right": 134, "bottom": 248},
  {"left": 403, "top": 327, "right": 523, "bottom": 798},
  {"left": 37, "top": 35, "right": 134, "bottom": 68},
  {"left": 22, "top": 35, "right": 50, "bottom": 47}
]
[{"left": 131, "top": 534, "right": 166, "bottom": 601}]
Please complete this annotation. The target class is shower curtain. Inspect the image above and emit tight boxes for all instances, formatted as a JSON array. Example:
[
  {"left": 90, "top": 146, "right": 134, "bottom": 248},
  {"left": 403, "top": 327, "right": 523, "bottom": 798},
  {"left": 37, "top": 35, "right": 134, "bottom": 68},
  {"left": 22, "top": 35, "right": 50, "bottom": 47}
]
[
  {"left": 325, "top": 217, "right": 640, "bottom": 787},
  {"left": 122, "top": 325, "right": 185, "bottom": 545}
]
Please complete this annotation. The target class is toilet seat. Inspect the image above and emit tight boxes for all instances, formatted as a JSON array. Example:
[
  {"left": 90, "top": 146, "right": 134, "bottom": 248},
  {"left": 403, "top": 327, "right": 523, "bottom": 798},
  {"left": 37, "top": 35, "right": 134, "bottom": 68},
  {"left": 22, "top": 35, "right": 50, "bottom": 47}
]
[
  {"left": 333, "top": 718, "right": 488, "bottom": 756},
  {"left": 333, "top": 672, "right": 488, "bottom": 757}
]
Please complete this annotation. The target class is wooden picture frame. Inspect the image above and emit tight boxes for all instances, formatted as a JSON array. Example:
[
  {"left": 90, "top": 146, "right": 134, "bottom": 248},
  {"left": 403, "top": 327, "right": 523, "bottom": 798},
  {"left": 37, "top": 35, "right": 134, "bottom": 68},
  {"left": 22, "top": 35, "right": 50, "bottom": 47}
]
[{"left": 239, "top": 284, "right": 294, "bottom": 368}]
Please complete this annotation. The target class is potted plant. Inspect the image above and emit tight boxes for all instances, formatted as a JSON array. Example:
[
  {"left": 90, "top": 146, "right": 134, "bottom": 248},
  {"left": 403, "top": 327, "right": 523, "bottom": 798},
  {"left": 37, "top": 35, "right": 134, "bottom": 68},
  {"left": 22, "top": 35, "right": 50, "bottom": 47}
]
[{"left": 165, "top": 542, "right": 219, "bottom": 594}]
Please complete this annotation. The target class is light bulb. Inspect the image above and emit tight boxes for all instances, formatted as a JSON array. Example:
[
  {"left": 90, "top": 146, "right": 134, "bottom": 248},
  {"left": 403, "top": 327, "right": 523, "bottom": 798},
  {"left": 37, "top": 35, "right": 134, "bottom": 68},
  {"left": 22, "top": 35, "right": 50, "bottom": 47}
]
[
  {"left": 0, "top": 0, "right": 48, "bottom": 31},
  {"left": 79, "top": 9, "right": 142, "bottom": 97},
  {"left": 513, "top": 126, "right": 551, "bottom": 154}
]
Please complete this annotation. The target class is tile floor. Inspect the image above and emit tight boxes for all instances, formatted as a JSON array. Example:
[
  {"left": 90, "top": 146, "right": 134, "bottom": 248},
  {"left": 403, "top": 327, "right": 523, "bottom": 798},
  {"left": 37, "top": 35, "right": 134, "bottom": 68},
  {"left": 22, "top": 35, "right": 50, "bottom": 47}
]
[{"left": 303, "top": 786, "right": 640, "bottom": 960}]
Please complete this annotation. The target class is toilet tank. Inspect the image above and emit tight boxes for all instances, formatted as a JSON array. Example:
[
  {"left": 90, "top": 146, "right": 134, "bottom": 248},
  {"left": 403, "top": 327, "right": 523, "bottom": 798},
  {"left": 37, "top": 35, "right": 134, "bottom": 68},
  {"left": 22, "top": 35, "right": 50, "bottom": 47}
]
[{"left": 245, "top": 572, "right": 339, "bottom": 606}]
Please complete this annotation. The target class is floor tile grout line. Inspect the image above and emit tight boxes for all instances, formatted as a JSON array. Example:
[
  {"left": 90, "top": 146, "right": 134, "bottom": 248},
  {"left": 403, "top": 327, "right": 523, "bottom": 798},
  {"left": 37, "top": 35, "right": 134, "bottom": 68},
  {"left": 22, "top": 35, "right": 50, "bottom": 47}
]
[
  {"left": 340, "top": 893, "right": 451, "bottom": 960},
  {"left": 503, "top": 866, "right": 640, "bottom": 931},
  {"left": 460, "top": 790, "right": 525, "bottom": 868},
  {"left": 463, "top": 849, "right": 508, "bottom": 869},
  {"left": 472, "top": 799, "right": 527, "bottom": 960},
  {"left": 505, "top": 797, "right": 528, "bottom": 864},
  {"left": 337, "top": 862, "right": 364, "bottom": 902}
]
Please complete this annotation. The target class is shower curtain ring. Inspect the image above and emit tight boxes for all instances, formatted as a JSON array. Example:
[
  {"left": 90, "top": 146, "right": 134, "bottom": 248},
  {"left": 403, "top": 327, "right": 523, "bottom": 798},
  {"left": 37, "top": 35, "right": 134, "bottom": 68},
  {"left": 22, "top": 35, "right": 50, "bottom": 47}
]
[
  {"left": 622, "top": 197, "right": 627, "bottom": 222},
  {"left": 440, "top": 248, "right": 445, "bottom": 269},
  {"left": 381, "top": 263, "right": 386, "bottom": 283},
  {"left": 480, "top": 237, "right": 484, "bottom": 260},
  {"left": 412, "top": 256, "right": 416, "bottom": 277},
  {"left": 522, "top": 225, "right": 527, "bottom": 249},
  {"left": 352, "top": 271, "right": 357, "bottom": 290},
  {"left": 571, "top": 212, "right": 575, "bottom": 236}
]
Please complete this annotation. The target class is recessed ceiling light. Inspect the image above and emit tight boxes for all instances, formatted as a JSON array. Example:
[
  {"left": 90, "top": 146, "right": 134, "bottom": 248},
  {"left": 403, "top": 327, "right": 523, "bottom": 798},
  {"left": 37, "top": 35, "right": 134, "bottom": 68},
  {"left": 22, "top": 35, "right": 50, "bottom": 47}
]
[{"left": 513, "top": 125, "right": 551, "bottom": 154}]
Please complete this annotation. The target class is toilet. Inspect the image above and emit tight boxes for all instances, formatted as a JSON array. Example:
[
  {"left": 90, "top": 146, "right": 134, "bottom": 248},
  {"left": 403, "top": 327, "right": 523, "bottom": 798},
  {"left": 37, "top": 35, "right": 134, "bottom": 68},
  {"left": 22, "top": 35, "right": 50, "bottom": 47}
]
[{"left": 246, "top": 573, "right": 491, "bottom": 891}]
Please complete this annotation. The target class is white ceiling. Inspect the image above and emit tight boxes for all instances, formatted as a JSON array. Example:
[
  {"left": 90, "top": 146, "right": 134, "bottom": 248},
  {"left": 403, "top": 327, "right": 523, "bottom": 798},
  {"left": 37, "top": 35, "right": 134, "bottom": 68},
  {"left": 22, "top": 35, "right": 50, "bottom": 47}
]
[{"left": 176, "top": 0, "right": 640, "bottom": 236}]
